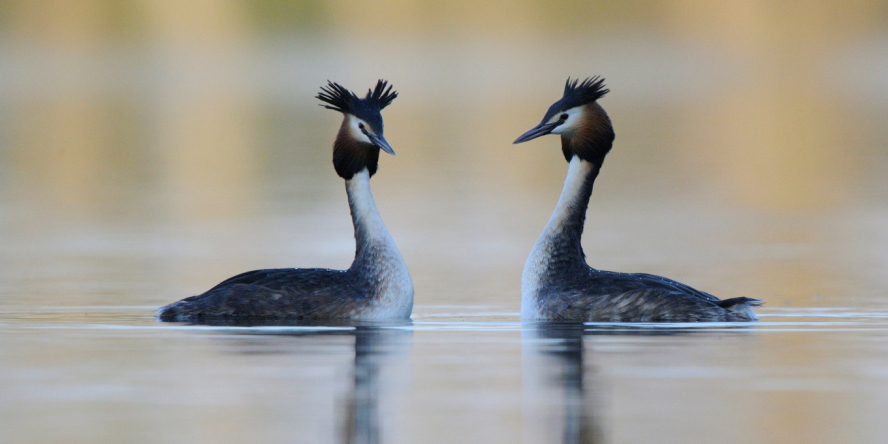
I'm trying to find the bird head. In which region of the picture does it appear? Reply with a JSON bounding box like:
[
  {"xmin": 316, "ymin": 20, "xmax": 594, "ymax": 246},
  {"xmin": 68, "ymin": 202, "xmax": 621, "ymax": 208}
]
[
  {"xmin": 317, "ymin": 80, "xmax": 398, "ymax": 179},
  {"xmin": 513, "ymin": 76, "xmax": 614, "ymax": 163}
]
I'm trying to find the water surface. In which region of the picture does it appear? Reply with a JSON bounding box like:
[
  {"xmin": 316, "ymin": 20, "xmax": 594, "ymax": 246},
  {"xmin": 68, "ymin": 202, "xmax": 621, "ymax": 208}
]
[{"xmin": 3, "ymin": 306, "xmax": 888, "ymax": 443}]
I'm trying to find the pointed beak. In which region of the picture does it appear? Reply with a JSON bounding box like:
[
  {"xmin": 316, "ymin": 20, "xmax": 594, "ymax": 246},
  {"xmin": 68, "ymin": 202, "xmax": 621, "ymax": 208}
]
[
  {"xmin": 513, "ymin": 121, "xmax": 561, "ymax": 144},
  {"xmin": 366, "ymin": 132, "xmax": 395, "ymax": 155}
]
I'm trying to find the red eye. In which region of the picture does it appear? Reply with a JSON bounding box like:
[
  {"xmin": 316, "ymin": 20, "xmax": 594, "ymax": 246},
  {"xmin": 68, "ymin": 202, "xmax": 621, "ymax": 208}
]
[
  {"xmin": 560, "ymin": 114, "xmax": 569, "ymax": 121},
  {"xmin": 358, "ymin": 123, "xmax": 365, "ymax": 130}
]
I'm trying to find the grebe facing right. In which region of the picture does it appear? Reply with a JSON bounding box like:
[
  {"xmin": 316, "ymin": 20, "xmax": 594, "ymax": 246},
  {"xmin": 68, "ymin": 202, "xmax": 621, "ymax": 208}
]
[
  {"xmin": 158, "ymin": 80, "xmax": 413, "ymax": 322},
  {"xmin": 514, "ymin": 77, "xmax": 761, "ymax": 323}
]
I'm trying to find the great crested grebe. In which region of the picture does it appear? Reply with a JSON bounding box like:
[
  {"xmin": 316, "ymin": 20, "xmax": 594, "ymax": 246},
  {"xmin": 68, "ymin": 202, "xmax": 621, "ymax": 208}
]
[
  {"xmin": 514, "ymin": 77, "xmax": 761, "ymax": 322},
  {"xmin": 158, "ymin": 80, "xmax": 413, "ymax": 322}
]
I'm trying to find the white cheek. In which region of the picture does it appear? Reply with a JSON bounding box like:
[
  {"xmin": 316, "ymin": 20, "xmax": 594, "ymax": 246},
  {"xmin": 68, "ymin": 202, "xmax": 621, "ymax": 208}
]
[
  {"xmin": 348, "ymin": 118, "xmax": 373, "ymax": 144},
  {"xmin": 549, "ymin": 109, "xmax": 582, "ymax": 135},
  {"xmin": 551, "ymin": 117, "xmax": 579, "ymax": 135}
]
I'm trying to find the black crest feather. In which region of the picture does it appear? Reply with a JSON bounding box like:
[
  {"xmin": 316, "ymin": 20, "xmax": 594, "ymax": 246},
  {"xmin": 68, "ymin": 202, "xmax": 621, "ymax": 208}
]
[
  {"xmin": 542, "ymin": 76, "xmax": 610, "ymax": 123},
  {"xmin": 316, "ymin": 81, "xmax": 358, "ymax": 114},
  {"xmin": 562, "ymin": 76, "xmax": 609, "ymax": 109},
  {"xmin": 368, "ymin": 80, "xmax": 397, "ymax": 109},
  {"xmin": 316, "ymin": 80, "xmax": 397, "ymax": 134}
]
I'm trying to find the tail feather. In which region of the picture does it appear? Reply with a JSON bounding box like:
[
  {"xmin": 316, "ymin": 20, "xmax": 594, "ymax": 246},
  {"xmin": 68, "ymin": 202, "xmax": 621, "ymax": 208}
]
[
  {"xmin": 717, "ymin": 297, "xmax": 763, "ymax": 321},
  {"xmin": 156, "ymin": 302, "xmax": 184, "ymax": 322},
  {"xmin": 717, "ymin": 297, "xmax": 763, "ymax": 309}
]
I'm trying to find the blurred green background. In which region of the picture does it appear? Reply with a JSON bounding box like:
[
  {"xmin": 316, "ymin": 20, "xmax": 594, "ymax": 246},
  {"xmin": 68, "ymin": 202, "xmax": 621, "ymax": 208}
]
[{"xmin": 1, "ymin": 0, "xmax": 888, "ymax": 309}]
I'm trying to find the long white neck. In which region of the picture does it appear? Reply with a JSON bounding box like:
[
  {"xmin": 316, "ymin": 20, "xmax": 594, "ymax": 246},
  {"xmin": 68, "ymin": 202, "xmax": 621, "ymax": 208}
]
[
  {"xmin": 539, "ymin": 157, "xmax": 596, "ymax": 241},
  {"xmin": 521, "ymin": 157, "xmax": 599, "ymax": 319},
  {"xmin": 346, "ymin": 169, "xmax": 396, "ymax": 261},
  {"xmin": 344, "ymin": 169, "xmax": 413, "ymax": 317}
]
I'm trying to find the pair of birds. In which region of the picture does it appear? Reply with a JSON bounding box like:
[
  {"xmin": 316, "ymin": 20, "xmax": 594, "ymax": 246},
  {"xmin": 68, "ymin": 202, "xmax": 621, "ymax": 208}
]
[{"xmin": 158, "ymin": 77, "xmax": 761, "ymax": 324}]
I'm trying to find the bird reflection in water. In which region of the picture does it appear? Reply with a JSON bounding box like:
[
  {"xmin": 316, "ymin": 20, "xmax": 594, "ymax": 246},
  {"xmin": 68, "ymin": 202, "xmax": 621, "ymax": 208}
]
[
  {"xmin": 523, "ymin": 323, "xmax": 605, "ymax": 444},
  {"xmin": 187, "ymin": 318, "xmax": 411, "ymax": 444},
  {"xmin": 340, "ymin": 325, "xmax": 409, "ymax": 444},
  {"xmin": 524, "ymin": 324, "xmax": 704, "ymax": 444}
]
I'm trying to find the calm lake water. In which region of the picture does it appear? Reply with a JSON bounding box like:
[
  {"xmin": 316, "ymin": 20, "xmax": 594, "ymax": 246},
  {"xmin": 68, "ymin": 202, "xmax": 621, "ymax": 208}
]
[
  {"xmin": 3, "ymin": 306, "xmax": 888, "ymax": 443},
  {"xmin": 3, "ymin": 2, "xmax": 888, "ymax": 442}
]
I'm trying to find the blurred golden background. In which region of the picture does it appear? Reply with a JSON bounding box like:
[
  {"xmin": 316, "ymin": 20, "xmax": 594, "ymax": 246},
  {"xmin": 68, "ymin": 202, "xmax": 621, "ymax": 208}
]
[
  {"xmin": 1, "ymin": 0, "xmax": 887, "ymax": 308},
  {"xmin": 3, "ymin": 4, "xmax": 888, "ymax": 444}
]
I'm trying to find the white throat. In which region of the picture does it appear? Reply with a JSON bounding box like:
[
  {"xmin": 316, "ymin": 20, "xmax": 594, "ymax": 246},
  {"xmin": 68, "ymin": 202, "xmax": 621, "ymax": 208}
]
[{"xmin": 521, "ymin": 157, "xmax": 594, "ymax": 320}]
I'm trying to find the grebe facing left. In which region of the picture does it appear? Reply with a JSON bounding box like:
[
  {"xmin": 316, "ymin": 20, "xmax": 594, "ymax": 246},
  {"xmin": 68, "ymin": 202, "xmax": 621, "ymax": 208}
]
[
  {"xmin": 514, "ymin": 76, "xmax": 761, "ymax": 323},
  {"xmin": 158, "ymin": 80, "xmax": 413, "ymax": 322}
]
